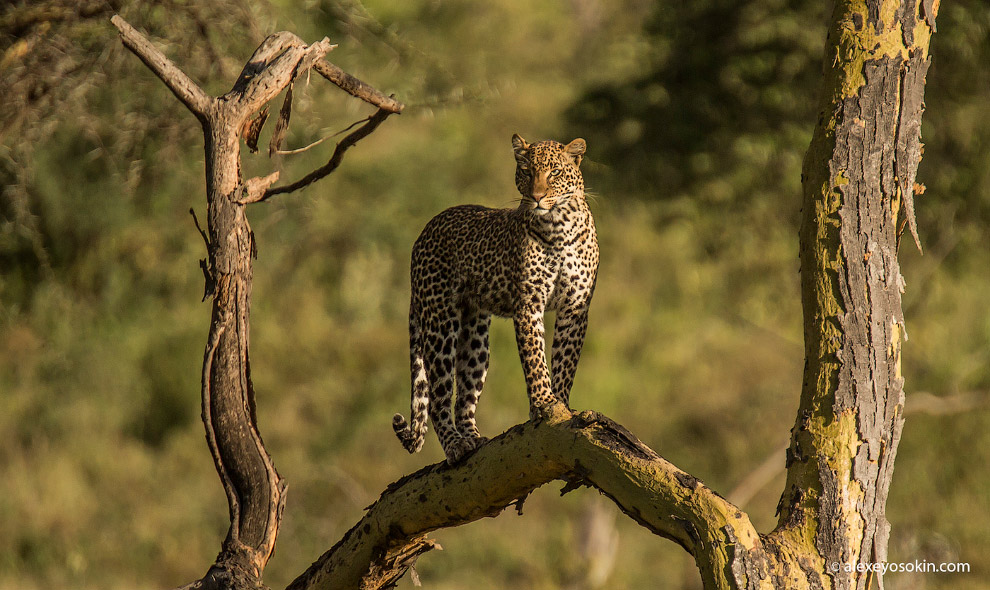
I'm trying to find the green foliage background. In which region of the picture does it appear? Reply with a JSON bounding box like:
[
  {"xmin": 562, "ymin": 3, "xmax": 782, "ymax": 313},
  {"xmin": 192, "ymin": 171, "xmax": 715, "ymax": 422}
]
[{"xmin": 1, "ymin": 1, "xmax": 988, "ymax": 588}]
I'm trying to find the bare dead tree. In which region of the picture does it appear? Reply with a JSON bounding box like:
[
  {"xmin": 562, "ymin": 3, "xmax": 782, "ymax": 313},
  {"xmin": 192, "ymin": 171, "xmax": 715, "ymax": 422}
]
[
  {"xmin": 110, "ymin": 15, "xmax": 402, "ymax": 590},
  {"xmin": 112, "ymin": 0, "xmax": 937, "ymax": 587}
]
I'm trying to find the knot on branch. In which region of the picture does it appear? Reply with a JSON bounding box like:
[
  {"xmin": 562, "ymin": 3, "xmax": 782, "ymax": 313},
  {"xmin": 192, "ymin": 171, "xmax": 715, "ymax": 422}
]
[
  {"xmin": 675, "ymin": 471, "xmax": 701, "ymax": 492},
  {"xmin": 571, "ymin": 409, "xmax": 605, "ymax": 428},
  {"xmin": 569, "ymin": 410, "xmax": 658, "ymax": 461},
  {"xmin": 196, "ymin": 545, "xmax": 268, "ymax": 590}
]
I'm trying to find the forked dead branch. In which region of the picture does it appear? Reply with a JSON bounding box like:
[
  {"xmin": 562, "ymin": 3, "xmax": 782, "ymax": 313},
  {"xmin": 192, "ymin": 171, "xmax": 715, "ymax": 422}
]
[
  {"xmin": 112, "ymin": 0, "xmax": 936, "ymax": 587},
  {"xmin": 111, "ymin": 15, "xmax": 403, "ymax": 590}
]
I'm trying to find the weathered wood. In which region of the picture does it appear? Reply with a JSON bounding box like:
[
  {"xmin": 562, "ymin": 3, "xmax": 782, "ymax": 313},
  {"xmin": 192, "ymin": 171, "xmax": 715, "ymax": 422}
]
[
  {"xmin": 225, "ymin": 34, "xmax": 333, "ymax": 118},
  {"xmin": 200, "ymin": 117, "xmax": 283, "ymax": 581},
  {"xmin": 778, "ymin": 1, "xmax": 936, "ymax": 588},
  {"xmin": 285, "ymin": 405, "xmax": 775, "ymax": 590},
  {"xmin": 312, "ymin": 60, "xmax": 404, "ymax": 113},
  {"xmin": 111, "ymin": 15, "xmax": 401, "ymax": 590}
]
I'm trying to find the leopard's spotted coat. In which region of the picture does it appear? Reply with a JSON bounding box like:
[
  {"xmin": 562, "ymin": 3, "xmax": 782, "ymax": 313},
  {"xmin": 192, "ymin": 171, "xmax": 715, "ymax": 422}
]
[{"xmin": 392, "ymin": 135, "xmax": 599, "ymax": 463}]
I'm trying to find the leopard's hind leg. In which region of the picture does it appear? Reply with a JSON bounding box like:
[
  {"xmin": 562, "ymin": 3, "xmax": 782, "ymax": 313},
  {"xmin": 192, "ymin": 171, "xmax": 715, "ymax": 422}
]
[
  {"xmin": 455, "ymin": 304, "xmax": 491, "ymax": 445},
  {"xmin": 420, "ymin": 303, "xmax": 477, "ymax": 463}
]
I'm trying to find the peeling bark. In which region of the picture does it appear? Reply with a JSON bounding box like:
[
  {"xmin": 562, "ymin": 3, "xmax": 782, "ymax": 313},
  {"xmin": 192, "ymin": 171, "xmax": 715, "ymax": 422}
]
[{"xmin": 779, "ymin": 1, "xmax": 936, "ymax": 589}]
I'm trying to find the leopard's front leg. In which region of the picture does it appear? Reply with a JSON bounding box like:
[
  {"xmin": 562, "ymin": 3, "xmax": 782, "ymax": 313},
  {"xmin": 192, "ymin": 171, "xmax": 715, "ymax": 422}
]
[
  {"xmin": 513, "ymin": 304, "xmax": 555, "ymax": 419},
  {"xmin": 551, "ymin": 306, "xmax": 590, "ymax": 406}
]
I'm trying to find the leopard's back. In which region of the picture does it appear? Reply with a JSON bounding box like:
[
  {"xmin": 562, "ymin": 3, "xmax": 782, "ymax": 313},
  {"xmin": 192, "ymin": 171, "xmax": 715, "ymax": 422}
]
[{"xmin": 412, "ymin": 204, "xmax": 526, "ymax": 318}]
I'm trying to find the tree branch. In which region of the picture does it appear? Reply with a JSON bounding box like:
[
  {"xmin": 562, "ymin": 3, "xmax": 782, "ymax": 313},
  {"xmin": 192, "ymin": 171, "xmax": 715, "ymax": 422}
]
[
  {"xmin": 261, "ymin": 108, "xmax": 393, "ymax": 200},
  {"xmin": 286, "ymin": 404, "xmax": 767, "ymax": 590},
  {"xmin": 110, "ymin": 15, "xmax": 212, "ymax": 119},
  {"xmin": 226, "ymin": 32, "xmax": 335, "ymax": 119},
  {"xmin": 312, "ymin": 60, "xmax": 404, "ymax": 113}
]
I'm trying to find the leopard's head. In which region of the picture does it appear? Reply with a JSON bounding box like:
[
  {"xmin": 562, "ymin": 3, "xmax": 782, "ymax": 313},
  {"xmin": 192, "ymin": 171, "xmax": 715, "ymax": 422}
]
[{"xmin": 512, "ymin": 134, "xmax": 586, "ymax": 215}]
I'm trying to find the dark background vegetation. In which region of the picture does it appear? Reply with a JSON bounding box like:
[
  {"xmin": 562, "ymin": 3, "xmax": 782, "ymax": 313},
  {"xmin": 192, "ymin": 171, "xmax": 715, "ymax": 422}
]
[{"xmin": 1, "ymin": 1, "xmax": 987, "ymax": 588}]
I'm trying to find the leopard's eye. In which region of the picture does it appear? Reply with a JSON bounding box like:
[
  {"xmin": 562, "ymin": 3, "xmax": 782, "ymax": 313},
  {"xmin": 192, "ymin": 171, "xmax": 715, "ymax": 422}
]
[{"xmin": 549, "ymin": 168, "xmax": 562, "ymax": 177}]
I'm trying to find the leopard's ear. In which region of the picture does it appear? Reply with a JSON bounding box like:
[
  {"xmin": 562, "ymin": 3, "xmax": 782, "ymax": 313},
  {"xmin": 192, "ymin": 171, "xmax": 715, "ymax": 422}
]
[
  {"xmin": 565, "ymin": 138, "xmax": 586, "ymax": 167},
  {"xmin": 512, "ymin": 134, "xmax": 529, "ymax": 161}
]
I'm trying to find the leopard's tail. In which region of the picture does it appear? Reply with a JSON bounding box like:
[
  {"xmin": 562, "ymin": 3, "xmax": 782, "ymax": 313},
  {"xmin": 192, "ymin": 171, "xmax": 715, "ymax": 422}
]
[{"xmin": 393, "ymin": 311, "xmax": 429, "ymax": 453}]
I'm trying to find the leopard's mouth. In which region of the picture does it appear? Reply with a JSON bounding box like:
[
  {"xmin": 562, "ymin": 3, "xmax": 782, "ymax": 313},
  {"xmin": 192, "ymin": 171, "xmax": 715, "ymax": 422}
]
[{"xmin": 531, "ymin": 193, "xmax": 572, "ymax": 214}]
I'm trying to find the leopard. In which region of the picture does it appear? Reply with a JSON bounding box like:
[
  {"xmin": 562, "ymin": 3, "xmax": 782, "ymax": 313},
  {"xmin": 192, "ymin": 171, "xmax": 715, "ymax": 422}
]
[{"xmin": 392, "ymin": 134, "xmax": 599, "ymax": 464}]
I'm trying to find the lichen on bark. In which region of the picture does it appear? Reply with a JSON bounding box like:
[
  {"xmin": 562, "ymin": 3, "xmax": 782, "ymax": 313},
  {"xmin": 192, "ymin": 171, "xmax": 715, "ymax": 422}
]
[{"xmin": 779, "ymin": 0, "xmax": 935, "ymax": 587}]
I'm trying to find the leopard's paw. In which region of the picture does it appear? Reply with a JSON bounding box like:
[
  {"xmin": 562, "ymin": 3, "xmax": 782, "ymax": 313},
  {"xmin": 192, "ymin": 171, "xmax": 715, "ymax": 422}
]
[{"xmin": 444, "ymin": 436, "xmax": 489, "ymax": 465}]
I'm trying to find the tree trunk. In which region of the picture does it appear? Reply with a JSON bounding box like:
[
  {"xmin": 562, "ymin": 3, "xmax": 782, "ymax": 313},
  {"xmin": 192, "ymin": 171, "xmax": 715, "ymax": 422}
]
[{"xmin": 776, "ymin": 0, "xmax": 935, "ymax": 587}]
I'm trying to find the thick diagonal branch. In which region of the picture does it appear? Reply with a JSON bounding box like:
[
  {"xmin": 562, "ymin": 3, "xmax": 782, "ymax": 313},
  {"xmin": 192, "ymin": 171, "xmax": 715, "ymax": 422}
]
[{"xmin": 286, "ymin": 404, "xmax": 781, "ymax": 590}]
